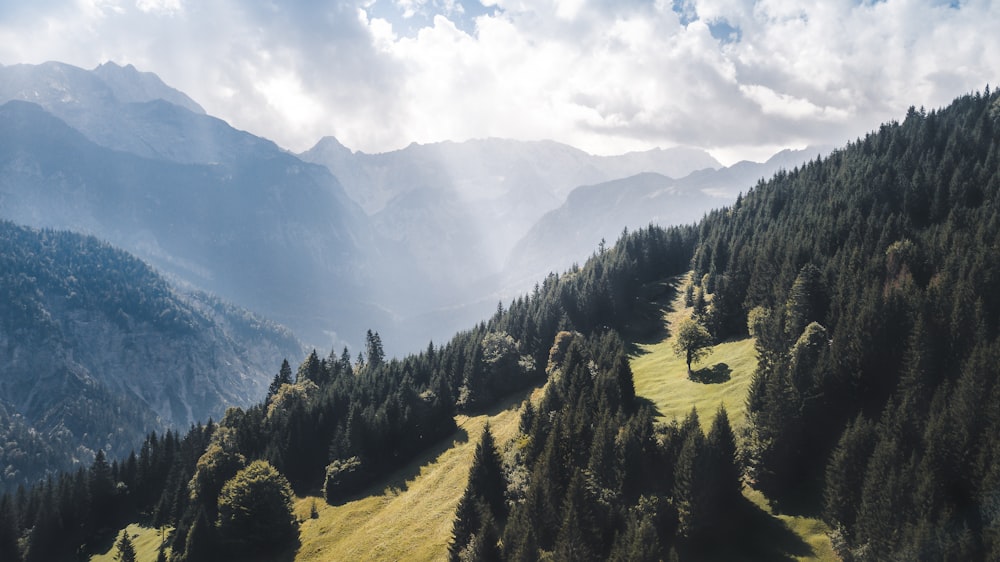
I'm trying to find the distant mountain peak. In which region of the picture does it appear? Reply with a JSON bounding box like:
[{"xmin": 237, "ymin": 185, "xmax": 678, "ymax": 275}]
[
  {"xmin": 311, "ymin": 135, "xmax": 355, "ymax": 156},
  {"xmin": 92, "ymin": 60, "xmax": 204, "ymax": 114}
]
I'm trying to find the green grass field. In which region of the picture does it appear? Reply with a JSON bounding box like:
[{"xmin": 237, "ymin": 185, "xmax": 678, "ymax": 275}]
[
  {"xmin": 90, "ymin": 523, "xmax": 171, "ymax": 562},
  {"xmin": 629, "ymin": 273, "xmax": 837, "ymax": 562},
  {"xmin": 94, "ymin": 273, "xmax": 837, "ymax": 561},
  {"xmin": 291, "ymin": 387, "xmax": 536, "ymax": 562}
]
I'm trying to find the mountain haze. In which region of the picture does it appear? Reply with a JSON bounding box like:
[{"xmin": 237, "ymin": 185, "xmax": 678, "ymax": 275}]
[
  {"xmin": 507, "ymin": 146, "xmax": 832, "ymax": 283},
  {"xmin": 0, "ymin": 220, "xmax": 302, "ymax": 491},
  {"xmin": 0, "ymin": 60, "xmax": 808, "ymax": 357},
  {"xmin": 0, "ymin": 95, "xmax": 378, "ymax": 349}
]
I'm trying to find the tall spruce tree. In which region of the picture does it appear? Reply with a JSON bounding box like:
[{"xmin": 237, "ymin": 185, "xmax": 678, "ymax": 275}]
[{"xmin": 115, "ymin": 530, "xmax": 137, "ymax": 562}]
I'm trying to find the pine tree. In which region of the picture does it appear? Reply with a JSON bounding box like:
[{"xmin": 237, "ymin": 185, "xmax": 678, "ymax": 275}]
[
  {"xmin": 90, "ymin": 449, "xmax": 116, "ymax": 529},
  {"xmin": 183, "ymin": 507, "xmax": 216, "ymax": 562},
  {"xmin": 448, "ymin": 493, "xmax": 481, "ymax": 561},
  {"xmin": 268, "ymin": 359, "xmax": 294, "ymax": 400},
  {"xmin": 674, "ymin": 411, "xmax": 708, "ymax": 539},
  {"xmin": 467, "ymin": 424, "xmax": 507, "ymax": 521},
  {"xmin": 450, "ymin": 424, "xmax": 507, "ymax": 560},
  {"xmin": 115, "ymin": 530, "xmax": 137, "ymax": 562},
  {"xmin": 609, "ymin": 511, "xmax": 662, "ymax": 562},
  {"xmin": 705, "ymin": 405, "xmax": 742, "ymax": 509},
  {"xmin": 0, "ymin": 495, "xmax": 21, "ymax": 562},
  {"xmin": 553, "ymin": 472, "xmax": 600, "ymax": 561},
  {"xmin": 365, "ymin": 329, "xmax": 385, "ymax": 370}
]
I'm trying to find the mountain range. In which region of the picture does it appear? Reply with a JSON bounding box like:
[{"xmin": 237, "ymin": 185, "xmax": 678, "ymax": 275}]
[{"xmin": 0, "ymin": 61, "xmax": 824, "ymax": 355}]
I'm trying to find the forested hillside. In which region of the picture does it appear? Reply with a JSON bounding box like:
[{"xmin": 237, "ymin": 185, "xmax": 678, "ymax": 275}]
[
  {"xmin": 0, "ymin": 221, "xmax": 301, "ymax": 493},
  {"xmin": 690, "ymin": 88, "xmax": 1000, "ymax": 560},
  {"xmin": 1, "ymin": 88, "xmax": 998, "ymax": 561}
]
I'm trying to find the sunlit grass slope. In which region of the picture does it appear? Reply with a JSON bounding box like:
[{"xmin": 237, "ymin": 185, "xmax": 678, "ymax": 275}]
[
  {"xmin": 90, "ymin": 523, "xmax": 171, "ymax": 562},
  {"xmin": 292, "ymin": 388, "xmax": 535, "ymax": 562},
  {"xmin": 630, "ymin": 273, "xmax": 837, "ymax": 562},
  {"xmin": 630, "ymin": 274, "xmax": 757, "ymax": 430}
]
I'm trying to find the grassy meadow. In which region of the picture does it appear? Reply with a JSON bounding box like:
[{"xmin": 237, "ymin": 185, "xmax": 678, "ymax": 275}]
[
  {"xmin": 93, "ymin": 273, "xmax": 837, "ymax": 562},
  {"xmin": 629, "ymin": 273, "xmax": 837, "ymax": 562}
]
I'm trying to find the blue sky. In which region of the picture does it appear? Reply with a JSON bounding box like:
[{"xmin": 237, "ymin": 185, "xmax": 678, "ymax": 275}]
[{"xmin": 0, "ymin": 0, "xmax": 997, "ymax": 164}]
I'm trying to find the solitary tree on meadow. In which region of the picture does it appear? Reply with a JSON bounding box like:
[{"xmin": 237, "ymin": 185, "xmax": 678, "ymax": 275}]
[{"xmin": 673, "ymin": 318, "xmax": 713, "ymax": 374}]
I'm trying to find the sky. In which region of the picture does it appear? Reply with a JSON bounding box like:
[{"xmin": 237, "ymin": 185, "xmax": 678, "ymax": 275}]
[{"xmin": 0, "ymin": 0, "xmax": 998, "ymax": 164}]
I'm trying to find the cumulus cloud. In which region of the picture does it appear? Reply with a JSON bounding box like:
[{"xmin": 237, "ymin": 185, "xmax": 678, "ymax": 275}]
[{"xmin": 0, "ymin": 0, "xmax": 997, "ymax": 162}]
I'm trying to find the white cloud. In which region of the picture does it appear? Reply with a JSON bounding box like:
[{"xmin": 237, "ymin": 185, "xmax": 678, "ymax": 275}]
[
  {"xmin": 135, "ymin": 0, "xmax": 182, "ymax": 15},
  {"xmin": 0, "ymin": 0, "xmax": 998, "ymax": 162}
]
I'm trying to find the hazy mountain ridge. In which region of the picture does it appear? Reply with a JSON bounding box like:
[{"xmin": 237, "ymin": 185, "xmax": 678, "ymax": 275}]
[
  {"xmin": 300, "ymin": 136, "xmax": 723, "ymax": 347},
  {"xmin": 0, "ymin": 60, "xmax": 804, "ymax": 356},
  {"xmin": 0, "ymin": 220, "xmax": 303, "ymax": 490},
  {"xmin": 0, "ymin": 97, "xmax": 380, "ymax": 349},
  {"xmin": 0, "ymin": 61, "xmax": 229, "ymax": 163},
  {"xmin": 506, "ymin": 146, "xmax": 833, "ymax": 284},
  {"xmin": 302, "ymin": 137, "xmax": 720, "ymax": 275}
]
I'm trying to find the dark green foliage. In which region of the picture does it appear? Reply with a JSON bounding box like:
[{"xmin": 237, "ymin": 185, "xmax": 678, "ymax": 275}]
[
  {"xmin": 673, "ymin": 318, "xmax": 713, "ymax": 373},
  {"xmin": 216, "ymin": 460, "xmax": 298, "ymax": 555},
  {"xmin": 609, "ymin": 509, "xmax": 662, "ymax": 562},
  {"xmin": 323, "ymin": 457, "xmax": 364, "ymax": 504},
  {"xmin": 267, "ymin": 359, "xmax": 294, "ymax": 401},
  {"xmin": 0, "ymin": 496, "xmax": 20, "ymax": 562},
  {"xmin": 450, "ymin": 424, "xmax": 507, "ymax": 560},
  {"xmin": 182, "ymin": 507, "xmax": 216, "ymax": 562},
  {"xmin": 673, "ymin": 411, "xmax": 708, "ymax": 539},
  {"xmin": 115, "ymin": 530, "xmax": 137, "ymax": 562},
  {"xmin": 692, "ymin": 87, "xmax": 1000, "ymax": 555}
]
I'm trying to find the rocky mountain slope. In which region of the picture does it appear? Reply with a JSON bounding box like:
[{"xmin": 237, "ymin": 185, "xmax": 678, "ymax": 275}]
[{"xmin": 0, "ymin": 220, "xmax": 303, "ymax": 490}]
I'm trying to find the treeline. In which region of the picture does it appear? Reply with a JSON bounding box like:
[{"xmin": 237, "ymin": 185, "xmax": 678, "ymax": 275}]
[
  {"xmin": 0, "ymin": 224, "xmax": 695, "ymax": 560},
  {"xmin": 689, "ymin": 88, "xmax": 1000, "ymax": 559}
]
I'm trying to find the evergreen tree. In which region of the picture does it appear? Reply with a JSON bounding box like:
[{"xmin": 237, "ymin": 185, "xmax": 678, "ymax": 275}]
[
  {"xmin": 0, "ymin": 495, "xmax": 21, "ymax": 562},
  {"xmin": 673, "ymin": 410, "xmax": 708, "ymax": 539},
  {"xmin": 705, "ymin": 405, "xmax": 742, "ymax": 511},
  {"xmin": 553, "ymin": 472, "xmax": 601, "ymax": 561},
  {"xmin": 182, "ymin": 507, "xmax": 216, "ymax": 562},
  {"xmin": 467, "ymin": 424, "xmax": 507, "ymax": 521},
  {"xmin": 115, "ymin": 530, "xmax": 137, "ymax": 562},
  {"xmin": 609, "ymin": 511, "xmax": 662, "ymax": 562},
  {"xmin": 267, "ymin": 359, "xmax": 294, "ymax": 400},
  {"xmin": 365, "ymin": 329, "xmax": 385, "ymax": 370},
  {"xmin": 450, "ymin": 424, "xmax": 507, "ymax": 559},
  {"xmin": 90, "ymin": 449, "xmax": 116, "ymax": 529},
  {"xmin": 783, "ymin": 264, "xmax": 825, "ymax": 342}
]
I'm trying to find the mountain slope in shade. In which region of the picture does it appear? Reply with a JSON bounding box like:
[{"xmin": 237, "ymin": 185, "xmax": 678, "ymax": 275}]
[
  {"xmin": 0, "ymin": 99, "xmax": 379, "ymax": 349},
  {"xmin": 0, "ymin": 220, "xmax": 303, "ymax": 491}
]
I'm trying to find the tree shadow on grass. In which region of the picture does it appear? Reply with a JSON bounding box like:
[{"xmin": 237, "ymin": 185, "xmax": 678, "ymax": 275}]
[
  {"xmin": 324, "ymin": 383, "xmax": 540, "ymax": 507},
  {"xmin": 625, "ymin": 276, "xmax": 683, "ymax": 354},
  {"xmin": 689, "ymin": 363, "xmax": 732, "ymax": 384},
  {"xmin": 679, "ymin": 494, "xmax": 815, "ymax": 561}
]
